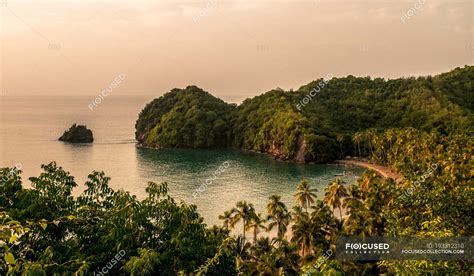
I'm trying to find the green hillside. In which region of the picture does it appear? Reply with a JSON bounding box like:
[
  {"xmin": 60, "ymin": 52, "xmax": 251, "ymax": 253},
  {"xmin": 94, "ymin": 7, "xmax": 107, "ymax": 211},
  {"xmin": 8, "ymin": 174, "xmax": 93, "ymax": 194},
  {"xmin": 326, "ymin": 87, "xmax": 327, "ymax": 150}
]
[
  {"xmin": 135, "ymin": 86, "xmax": 235, "ymax": 148},
  {"xmin": 136, "ymin": 66, "xmax": 473, "ymax": 162}
]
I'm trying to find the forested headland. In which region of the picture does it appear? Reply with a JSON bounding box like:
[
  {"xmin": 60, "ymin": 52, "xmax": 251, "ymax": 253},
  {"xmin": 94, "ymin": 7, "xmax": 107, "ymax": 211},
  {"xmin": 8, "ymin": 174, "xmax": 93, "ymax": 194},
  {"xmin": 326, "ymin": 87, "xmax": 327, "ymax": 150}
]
[{"xmin": 136, "ymin": 66, "xmax": 472, "ymax": 163}]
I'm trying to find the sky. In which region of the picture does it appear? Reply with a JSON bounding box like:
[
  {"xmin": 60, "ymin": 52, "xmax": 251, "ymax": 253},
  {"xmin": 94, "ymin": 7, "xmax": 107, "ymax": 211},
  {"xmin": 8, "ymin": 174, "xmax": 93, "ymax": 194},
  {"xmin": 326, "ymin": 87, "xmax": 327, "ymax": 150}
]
[{"xmin": 0, "ymin": 0, "xmax": 472, "ymax": 102}]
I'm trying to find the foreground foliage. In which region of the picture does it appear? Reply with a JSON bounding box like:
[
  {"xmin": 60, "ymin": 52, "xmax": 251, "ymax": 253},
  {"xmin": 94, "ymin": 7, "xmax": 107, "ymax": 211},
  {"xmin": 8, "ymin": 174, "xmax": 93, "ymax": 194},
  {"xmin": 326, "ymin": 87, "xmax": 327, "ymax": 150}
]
[{"xmin": 0, "ymin": 164, "xmax": 229, "ymax": 275}]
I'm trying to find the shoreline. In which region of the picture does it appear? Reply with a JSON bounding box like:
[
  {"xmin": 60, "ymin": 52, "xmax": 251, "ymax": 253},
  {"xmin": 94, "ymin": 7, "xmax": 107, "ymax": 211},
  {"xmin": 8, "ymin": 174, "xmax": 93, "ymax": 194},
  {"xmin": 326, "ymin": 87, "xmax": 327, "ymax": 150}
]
[
  {"xmin": 334, "ymin": 159, "xmax": 403, "ymax": 183},
  {"xmin": 136, "ymin": 143, "xmax": 403, "ymax": 184}
]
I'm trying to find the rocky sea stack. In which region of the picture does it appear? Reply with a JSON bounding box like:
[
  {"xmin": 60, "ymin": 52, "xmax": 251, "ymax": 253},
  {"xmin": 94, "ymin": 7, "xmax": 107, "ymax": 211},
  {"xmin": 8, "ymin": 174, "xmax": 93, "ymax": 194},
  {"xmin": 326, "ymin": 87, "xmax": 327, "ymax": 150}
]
[{"xmin": 59, "ymin": 124, "xmax": 94, "ymax": 143}]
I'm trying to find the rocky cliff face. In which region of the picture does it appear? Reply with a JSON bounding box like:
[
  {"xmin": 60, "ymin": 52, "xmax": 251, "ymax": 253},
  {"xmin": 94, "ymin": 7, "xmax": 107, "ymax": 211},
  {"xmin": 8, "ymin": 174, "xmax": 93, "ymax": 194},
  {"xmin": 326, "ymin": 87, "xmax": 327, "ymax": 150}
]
[
  {"xmin": 294, "ymin": 135, "xmax": 307, "ymax": 163},
  {"xmin": 265, "ymin": 136, "xmax": 307, "ymax": 162},
  {"xmin": 59, "ymin": 124, "xmax": 94, "ymax": 143},
  {"xmin": 267, "ymin": 140, "xmax": 284, "ymax": 160}
]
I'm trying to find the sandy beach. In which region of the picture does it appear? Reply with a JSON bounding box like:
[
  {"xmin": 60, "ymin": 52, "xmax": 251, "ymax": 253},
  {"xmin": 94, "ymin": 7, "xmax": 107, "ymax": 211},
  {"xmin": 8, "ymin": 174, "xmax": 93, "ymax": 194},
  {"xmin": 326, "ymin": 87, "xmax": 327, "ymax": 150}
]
[{"xmin": 335, "ymin": 159, "xmax": 403, "ymax": 183}]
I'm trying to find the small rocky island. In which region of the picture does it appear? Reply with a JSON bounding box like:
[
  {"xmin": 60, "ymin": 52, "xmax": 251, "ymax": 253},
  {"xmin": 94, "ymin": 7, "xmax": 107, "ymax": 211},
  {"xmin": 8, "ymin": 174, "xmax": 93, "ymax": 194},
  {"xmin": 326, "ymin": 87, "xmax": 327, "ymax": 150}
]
[{"xmin": 59, "ymin": 124, "xmax": 94, "ymax": 143}]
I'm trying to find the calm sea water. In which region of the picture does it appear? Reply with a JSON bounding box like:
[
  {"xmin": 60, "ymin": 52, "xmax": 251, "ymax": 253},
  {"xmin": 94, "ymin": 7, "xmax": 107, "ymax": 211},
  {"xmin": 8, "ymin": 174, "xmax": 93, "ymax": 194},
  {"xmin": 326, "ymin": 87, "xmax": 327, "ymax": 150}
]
[{"xmin": 0, "ymin": 96, "xmax": 363, "ymax": 226}]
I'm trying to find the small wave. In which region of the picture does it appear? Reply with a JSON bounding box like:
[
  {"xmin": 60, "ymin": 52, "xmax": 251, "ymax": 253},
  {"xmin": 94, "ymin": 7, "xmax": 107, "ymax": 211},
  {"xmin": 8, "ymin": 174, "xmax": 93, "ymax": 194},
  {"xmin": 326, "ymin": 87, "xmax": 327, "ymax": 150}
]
[
  {"xmin": 92, "ymin": 140, "xmax": 137, "ymax": 145},
  {"xmin": 214, "ymin": 174, "xmax": 247, "ymax": 180}
]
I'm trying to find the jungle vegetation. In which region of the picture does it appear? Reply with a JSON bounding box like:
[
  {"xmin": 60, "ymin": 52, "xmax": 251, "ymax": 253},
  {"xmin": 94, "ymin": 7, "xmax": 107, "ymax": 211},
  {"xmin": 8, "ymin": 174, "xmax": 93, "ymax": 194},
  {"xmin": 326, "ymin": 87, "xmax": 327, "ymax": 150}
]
[
  {"xmin": 136, "ymin": 66, "xmax": 472, "ymax": 162},
  {"xmin": 135, "ymin": 86, "xmax": 235, "ymax": 148}
]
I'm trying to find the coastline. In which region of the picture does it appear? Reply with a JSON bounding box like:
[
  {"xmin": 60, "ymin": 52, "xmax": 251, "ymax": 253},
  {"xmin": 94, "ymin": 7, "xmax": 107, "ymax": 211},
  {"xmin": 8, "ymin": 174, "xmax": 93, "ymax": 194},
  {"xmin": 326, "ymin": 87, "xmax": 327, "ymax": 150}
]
[
  {"xmin": 136, "ymin": 142, "xmax": 404, "ymax": 185},
  {"xmin": 334, "ymin": 159, "xmax": 403, "ymax": 183}
]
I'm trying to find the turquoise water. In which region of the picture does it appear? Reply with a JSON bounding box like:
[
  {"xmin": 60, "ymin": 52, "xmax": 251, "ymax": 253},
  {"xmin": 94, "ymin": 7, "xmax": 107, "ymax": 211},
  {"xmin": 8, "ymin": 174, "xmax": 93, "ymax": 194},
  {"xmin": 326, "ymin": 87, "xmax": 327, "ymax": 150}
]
[
  {"xmin": 137, "ymin": 148, "xmax": 363, "ymax": 225},
  {"xmin": 0, "ymin": 96, "xmax": 364, "ymax": 226}
]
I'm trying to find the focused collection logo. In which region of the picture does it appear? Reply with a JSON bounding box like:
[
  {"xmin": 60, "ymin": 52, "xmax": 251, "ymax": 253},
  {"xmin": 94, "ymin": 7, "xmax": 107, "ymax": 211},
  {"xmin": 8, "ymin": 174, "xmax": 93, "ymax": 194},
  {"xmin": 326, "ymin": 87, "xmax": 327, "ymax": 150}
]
[
  {"xmin": 336, "ymin": 237, "xmax": 471, "ymax": 261},
  {"xmin": 345, "ymin": 242, "xmax": 390, "ymax": 254}
]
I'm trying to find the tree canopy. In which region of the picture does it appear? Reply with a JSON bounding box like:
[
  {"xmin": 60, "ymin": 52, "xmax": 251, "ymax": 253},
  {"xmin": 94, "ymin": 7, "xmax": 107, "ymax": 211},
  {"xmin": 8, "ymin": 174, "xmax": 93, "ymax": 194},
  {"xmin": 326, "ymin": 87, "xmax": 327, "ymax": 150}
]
[
  {"xmin": 136, "ymin": 66, "xmax": 473, "ymax": 162},
  {"xmin": 135, "ymin": 85, "xmax": 235, "ymax": 148}
]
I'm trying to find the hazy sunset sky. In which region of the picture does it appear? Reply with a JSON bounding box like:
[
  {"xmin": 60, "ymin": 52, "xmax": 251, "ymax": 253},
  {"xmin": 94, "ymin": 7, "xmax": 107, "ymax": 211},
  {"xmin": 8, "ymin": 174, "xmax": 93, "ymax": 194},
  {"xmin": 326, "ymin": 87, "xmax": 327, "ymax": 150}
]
[{"xmin": 1, "ymin": 0, "xmax": 472, "ymax": 102}]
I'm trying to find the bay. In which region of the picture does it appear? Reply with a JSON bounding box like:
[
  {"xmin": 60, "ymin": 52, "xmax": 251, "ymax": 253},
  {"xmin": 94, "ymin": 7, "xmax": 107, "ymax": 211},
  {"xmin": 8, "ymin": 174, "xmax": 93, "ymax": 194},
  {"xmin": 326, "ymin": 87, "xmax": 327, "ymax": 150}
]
[{"xmin": 0, "ymin": 96, "xmax": 364, "ymax": 226}]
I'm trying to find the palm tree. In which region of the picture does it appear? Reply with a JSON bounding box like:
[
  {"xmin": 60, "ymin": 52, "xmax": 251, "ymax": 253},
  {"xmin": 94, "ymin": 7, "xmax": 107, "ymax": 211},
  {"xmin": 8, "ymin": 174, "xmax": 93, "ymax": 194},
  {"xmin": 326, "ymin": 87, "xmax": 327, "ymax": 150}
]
[
  {"xmin": 342, "ymin": 185, "xmax": 362, "ymax": 213},
  {"xmin": 291, "ymin": 212, "xmax": 313, "ymax": 257},
  {"xmin": 233, "ymin": 235, "xmax": 251, "ymax": 257},
  {"xmin": 231, "ymin": 201, "xmax": 255, "ymax": 244},
  {"xmin": 336, "ymin": 134, "xmax": 345, "ymax": 158},
  {"xmin": 248, "ymin": 212, "xmax": 267, "ymax": 244},
  {"xmin": 272, "ymin": 238, "xmax": 300, "ymax": 273},
  {"xmin": 252, "ymin": 237, "xmax": 272, "ymax": 257},
  {"xmin": 343, "ymin": 208, "xmax": 366, "ymax": 236},
  {"xmin": 310, "ymin": 200, "xmax": 336, "ymax": 250},
  {"xmin": 267, "ymin": 195, "xmax": 286, "ymax": 215},
  {"xmin": 218, "ymin": 210, "xmax": 233, "ymax": 231},
  {"xmin": 267, "ymin": 195, "xmax": 291, "ymax": 238},
  {"xmin": 253, "ymin": 238, "xmax": 298, "ymax": 275},
  {"xmin": 291, "ymin": 205, "xmax": 304, "ymax": 221},
  {"xmin": 293, "ymin": 179, "xmax": 318, "ymax": 212},
  {"xmin": 358, "ymin": 170, "xmax": 379, "ymax": 197},
  {"xmin": 324, "ymin": 178, "xmax": 348, "ymax": 221},
  {"xmin": 353, "ymin": 132, "xmax": 363, "ymax": 157},
  {"xmin": 364, "ymin": 128, "xmax": 376, "ymax": 157},
  {"xmin": 256, "ymin": 253, "xmax": 282, "ymax": 275}
]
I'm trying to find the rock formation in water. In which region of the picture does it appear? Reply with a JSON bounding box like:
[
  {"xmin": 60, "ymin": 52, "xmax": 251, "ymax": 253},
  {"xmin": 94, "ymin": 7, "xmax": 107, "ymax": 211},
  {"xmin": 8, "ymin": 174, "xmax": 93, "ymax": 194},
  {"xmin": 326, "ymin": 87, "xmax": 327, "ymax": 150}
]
[{"xmin": 59, "ymin": 124, "xmax": 94, "ymax": 143}]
